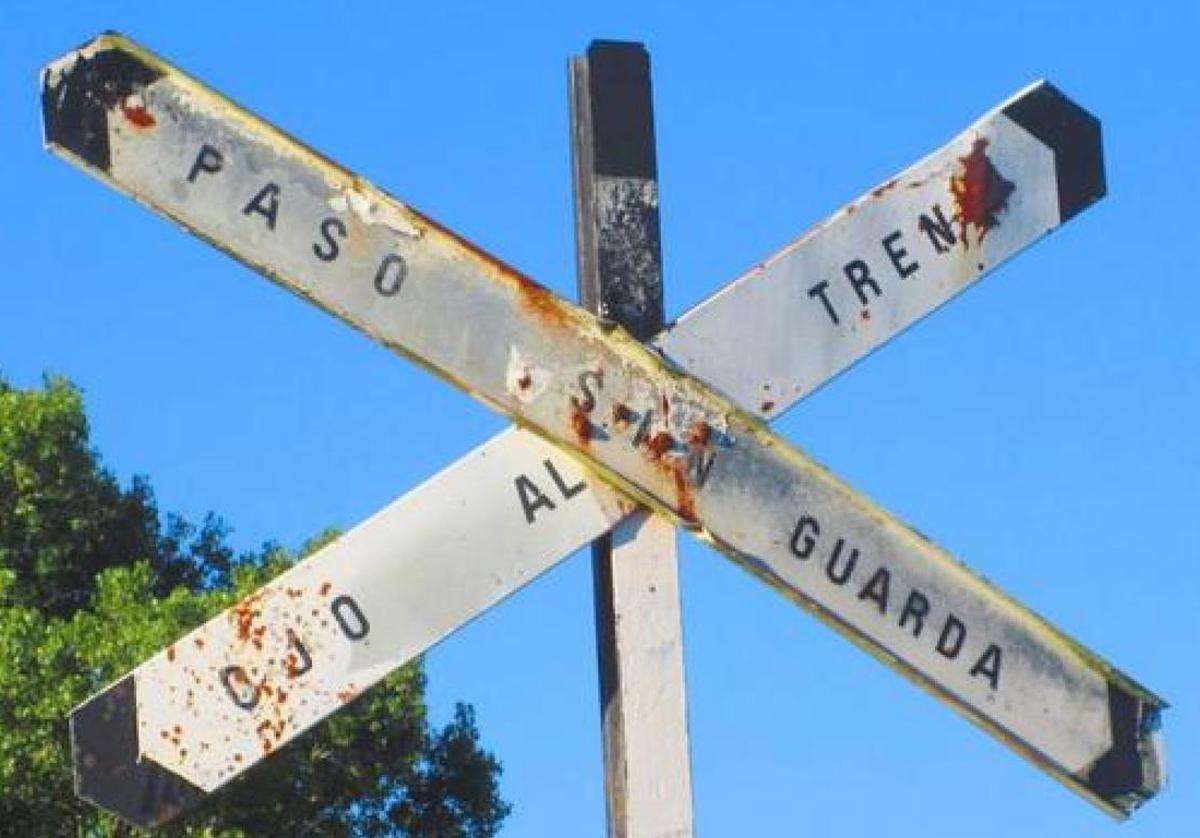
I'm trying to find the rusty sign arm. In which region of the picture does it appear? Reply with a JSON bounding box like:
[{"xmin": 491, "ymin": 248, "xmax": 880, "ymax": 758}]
[{"xmin": 45, "ymin": 33, "xmax": 1163, "ymax": 827}]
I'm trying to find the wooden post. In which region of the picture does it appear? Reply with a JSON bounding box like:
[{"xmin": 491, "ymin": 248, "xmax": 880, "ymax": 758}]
[{"xmin": 569, "ymin": 41, "xmax": 695, "ymax": 838}]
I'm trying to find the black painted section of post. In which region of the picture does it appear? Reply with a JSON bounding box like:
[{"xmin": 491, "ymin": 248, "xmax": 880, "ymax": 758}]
[
  {"xmin": 570, "ymin": 41, "xmax": 665, "ymax": 836},
  {"xmin": 572, "ymin": 42, "xmax": 664, "ymax": 343}
]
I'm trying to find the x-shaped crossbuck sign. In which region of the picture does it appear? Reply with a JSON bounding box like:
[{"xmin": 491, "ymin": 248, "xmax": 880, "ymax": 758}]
[{"xmin": 44, "ymin": 33, "xmax": 1166, "ymax": 830}]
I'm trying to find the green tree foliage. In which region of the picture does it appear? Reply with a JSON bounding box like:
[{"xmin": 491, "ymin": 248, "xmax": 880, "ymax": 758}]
[{"xmin": 0, "ymin": 376, "xmax": 510, "ymax": 836}]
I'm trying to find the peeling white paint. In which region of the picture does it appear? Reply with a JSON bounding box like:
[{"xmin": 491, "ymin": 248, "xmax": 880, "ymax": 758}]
[{"xmin": 328, "ymin": 187, "xmax": 421, "ymax": 238}]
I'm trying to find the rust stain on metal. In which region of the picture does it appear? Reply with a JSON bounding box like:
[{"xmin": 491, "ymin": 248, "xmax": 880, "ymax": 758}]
[
  {"xmin": 612, "ymin": 401, "xmax": 635, "ymax": 429},
  {"xmin": 318, "ymin": 582, "xmax": 332, "ymax": 596},
  {"xmin": 284, "ymin": 652, "xmax": 305, "ymax": 679},
  {"xmin": 514, "ymin": 274, "xmax": 570, "ymax": 329},
  {"xmin": 671, "ymin": 461, "xmax": 698, "ymax": 524},
  {"xmin": 646, "ymin": 431, "xmax": 676, "ymax": 460},
  {"xmin": 688, "ymin": 420, "xmax": 712, "ymax": 449},
  {"xmin": 761, "ymin": 400, "xmax": 776, "ymax": 413},
  {"xmin": 255, "ymin": 720, "xmax": 274, "ymax": 755},
  {"xmin": 951, "ymin": 137, "xmax": 1015, "ymax": 245},
  {"xmin": 860, "ymin": 309, "xmax": 871, "ymax": 322},
  {"xmin": 254, "ymin": 714, "xmax": 289, "ymax": 755},
  {"xmin": 231, "ymin": 592, "xmax": 264, "ymax": 643},
  {"xmin": 570, "ymin": 396, "xmax": 593, "ymax": 447},
  {"xmin": 166, "ymin": 645, "xmax": 176, "ymax": 662},
  {"xmin": 871, "ymin": 178, "xmax": 898, "ymax": 198},
  {"xmin": 193, "ymin": 637, "xmax": 204, "ymax": 649},
  {"xmin": 119, "ymin": 94, "xmax": 156, "ymax": 128}
]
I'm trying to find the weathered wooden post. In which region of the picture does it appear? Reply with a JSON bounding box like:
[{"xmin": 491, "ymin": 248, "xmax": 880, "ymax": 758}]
[{"xmin": 570, "ymin": 41, "xmax": 695, "ymax": 838}]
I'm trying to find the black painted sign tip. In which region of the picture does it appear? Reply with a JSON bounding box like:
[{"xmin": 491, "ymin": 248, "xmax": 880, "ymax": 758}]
[
  {"xmin": 71, "ymin": 676, "xmax": 204, "ymax": 830},
  {"xmin": 1004, "ymin": 80, "xmax": 1106, "ymax": 223},
  {"xmin": 41, "ymin": 35, "xmax": 163, "ymax": 172}
]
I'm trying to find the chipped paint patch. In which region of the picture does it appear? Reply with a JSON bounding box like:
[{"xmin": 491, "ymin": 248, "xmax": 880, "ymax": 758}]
[
  {"xmin": 328, "ymin": 187, "xmax": 421, "ymax": 237},
  {"xmin": 505, "ymin": 346, "xmax": 551, "ymax": 403}
]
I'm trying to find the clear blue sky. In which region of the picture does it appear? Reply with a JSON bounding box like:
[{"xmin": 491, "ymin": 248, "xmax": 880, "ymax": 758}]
[{"xmin": 2, "ymin": 1, "xmax": 1197, "ymax": 835}]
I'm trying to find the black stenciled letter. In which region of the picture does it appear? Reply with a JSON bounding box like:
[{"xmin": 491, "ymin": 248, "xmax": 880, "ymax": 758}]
[
  {"xmin": 576, "ymin": 370, "xmax": 603, "ymax": 413},
  {"xmin": 374, "ymin": 253, "xmax": 407, "ymax": 296},
  {"xmin": 919, "ymin": 204, "xmax": 957, "ymax": 254},
  {"xmin": 285, "ymin": 628, "xmax": 313, "ymax": 678},
  {"xmin": 243, "ymin": 182, "xmax": 281, "ymax": 231},
  {"xmin": 807, "ymin": 281, "xmax": 839, "ymax": 325},
  {"xmin": 331, "ymin": 595, "xmax": 370, "ymax": 640},
  {"xmin": 970, "ymin": 644, "xmax": 1002, "ymax": 690},
  {"xmin": 843, "ymin": 259, "xmax": 881, "ymax": 306},
  {"xmin": 825, "ymin": 539, "xmax": 858, "ymax": 585},
  {"xmin": 632, "ymin": 409, "xmax": 654, "ymax": 448},
  {"xmin": 899, "ymin": 589, "xmax": 930, "ymax": 637},
  {"xmin": 790, "ymin": 515, "xmax": 820, "ymax": 559},
  {"xmin": 313, "ymin": 217, "xmax": 347, "ymax": 262},
  {"xmin": 544, "ymin": 459, "xmax": 586, "ymax": 500},
  {"xmin": 187, "ymin": 144, "xmax": 223, "ymax": 183},
  {"xmin": 882, "ymin": 231, "xmax": 919, "ymax": 279},
  {"xmin": 857, "ymin": 567, "xmax": 891, "ymax": 614},
  {"xmin": 936, "ymin": 614, "xmax": 966, "ymax": 659},
  {"xmin": 220, "ymin": 665, "xmax": 259, "ymax": 710},
  {"xmin": 515, "ymin": 474, "xmax": 556, "ymax": 524},
  {"xmin": 690, "ymin": 447, "xmax": 717, "ymax": 488}
]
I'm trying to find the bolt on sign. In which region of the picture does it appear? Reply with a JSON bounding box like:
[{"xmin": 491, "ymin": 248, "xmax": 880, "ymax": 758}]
[{"xmin": 44, "ymin": 32, "xmax": 1166, "ymax": 831}]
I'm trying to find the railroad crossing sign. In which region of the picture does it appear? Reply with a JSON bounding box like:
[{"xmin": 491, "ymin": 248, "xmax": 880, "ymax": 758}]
[{"xmin": 44, "ymin": 32, "xmax": 1167, "ymax": 831}]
